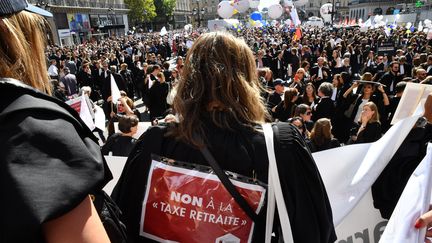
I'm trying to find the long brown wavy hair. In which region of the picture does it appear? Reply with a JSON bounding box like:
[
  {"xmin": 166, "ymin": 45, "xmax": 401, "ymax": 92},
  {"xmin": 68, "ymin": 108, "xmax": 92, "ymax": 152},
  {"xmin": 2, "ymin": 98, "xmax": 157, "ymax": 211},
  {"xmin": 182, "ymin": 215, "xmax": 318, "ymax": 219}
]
[
  {"xmin": 172, "ymin": 32, "xmax": 269, "ymax": 146},
  {"xmin": 0, "ymin": 11, "xmax": 51, "ymax": 94},
  {"xmin": 310, "ymin": 118, "xmax": 333, "ymax": 146}
]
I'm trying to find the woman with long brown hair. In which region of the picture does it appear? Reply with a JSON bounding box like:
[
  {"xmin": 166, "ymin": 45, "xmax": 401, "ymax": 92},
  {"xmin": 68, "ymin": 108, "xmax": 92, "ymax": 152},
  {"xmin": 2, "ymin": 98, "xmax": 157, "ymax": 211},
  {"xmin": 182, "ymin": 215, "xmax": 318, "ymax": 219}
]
[
  {"xmin": 0, "ymin": 1, "xmax": 109, "ymax": 242},
  {"xmin": 272, "ymin": 88, "xmax": 298, "ymax": 122},
  {"xmin": 308, "ymin": 118, "xmax": 340, "ymax": 152},
  {"xmin": 113, "ymin": 32, "xmax": 336, "ymax": 243}
]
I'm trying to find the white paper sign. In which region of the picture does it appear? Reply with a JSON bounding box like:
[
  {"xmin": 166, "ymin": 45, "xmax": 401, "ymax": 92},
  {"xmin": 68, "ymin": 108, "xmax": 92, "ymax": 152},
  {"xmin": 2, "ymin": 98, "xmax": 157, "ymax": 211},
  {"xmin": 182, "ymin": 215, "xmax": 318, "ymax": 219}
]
[{"xmin": 391, "ymin": 83, "xmax": 432, "ymax": 125}]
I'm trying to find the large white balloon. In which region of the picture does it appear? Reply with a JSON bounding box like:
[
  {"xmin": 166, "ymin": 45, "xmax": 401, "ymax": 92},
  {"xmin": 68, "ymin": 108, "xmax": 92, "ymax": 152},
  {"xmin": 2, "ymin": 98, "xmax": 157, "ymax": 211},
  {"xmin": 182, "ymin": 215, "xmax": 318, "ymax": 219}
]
[
  {"xmin": 217, "ymin": 1, "xmax": 235, "ymax": 19},
  {"xmin": 234, "ymin": 0, "xmax": 250, "ymax": 13},
  {"xmin": 258, "ymin": 0, "xmax": 279, "ymax": 11},
  {"xmin": 249, "ymin": 0, "xmax": 260, "ymax": 8},
  {"xmin": 320, "ymin": 3, "xmax": 332, "ymax": 23},
  {"xmin": 268, "ymin": 4, "xmax": 283, "ymax": 19}
]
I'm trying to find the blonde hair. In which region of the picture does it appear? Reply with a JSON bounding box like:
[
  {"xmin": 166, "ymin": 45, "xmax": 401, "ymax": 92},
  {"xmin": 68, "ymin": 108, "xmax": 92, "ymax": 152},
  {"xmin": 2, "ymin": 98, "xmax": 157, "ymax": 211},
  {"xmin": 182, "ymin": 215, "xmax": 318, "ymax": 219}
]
[
  {"xmin": 0, "ymin": 11, "xmax": 51, "ymax": 94},
  {"xmin": 363, "ymin": 101, "xmax": 380, "ymax": 124},
  {"xmin": 173, "ymin": 32, "xmax": 269, "ymax": 146}
]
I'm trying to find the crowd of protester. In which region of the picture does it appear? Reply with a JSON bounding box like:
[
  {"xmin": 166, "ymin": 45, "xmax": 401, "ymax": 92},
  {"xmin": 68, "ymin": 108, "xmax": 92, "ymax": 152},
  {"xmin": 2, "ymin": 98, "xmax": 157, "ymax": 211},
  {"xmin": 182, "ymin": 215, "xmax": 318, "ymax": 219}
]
[{"xmin": 48, "ymin": 23, "xmax": 432, "ymax": 154}]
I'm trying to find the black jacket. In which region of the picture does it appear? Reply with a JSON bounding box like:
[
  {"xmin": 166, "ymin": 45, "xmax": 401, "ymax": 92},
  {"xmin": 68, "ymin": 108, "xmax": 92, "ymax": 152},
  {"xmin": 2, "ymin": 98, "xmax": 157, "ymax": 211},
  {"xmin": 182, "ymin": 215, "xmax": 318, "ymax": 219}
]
[
  {"xmin": 372, "ymin": 123, "xmax": 432, "ymax": 219},
  {"xmin": 0, "ymin": 78, "xmax": 109, "ymax": 243},
  {"xmin": 313, "ymin": 97, "xmax": 335, "ymax": 122}
]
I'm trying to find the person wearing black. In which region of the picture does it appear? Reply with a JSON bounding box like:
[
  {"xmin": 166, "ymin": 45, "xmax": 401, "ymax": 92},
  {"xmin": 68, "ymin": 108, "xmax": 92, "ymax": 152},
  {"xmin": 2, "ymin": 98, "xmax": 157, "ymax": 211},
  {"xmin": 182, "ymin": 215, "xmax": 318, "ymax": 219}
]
[
  {"xmin": 351, "ymin": 102, "xmax": 382, "ymax": 144},
  {"xmin": 76, "ymin": 62, "xmax": 94, "ymax": 89},
  {"xmin": 378, "ymin": 61, "xmax": 402, "ymax": 95},
  {"xmin": 0, "ymin": 1, "xmax": 110, "ymax": 241},
  {"xmin": 112, "ymin": 32, "xmax": 336, "ymax": 243},
  {"xmin": 272, "ymin": 88, "xmax": 298, "ymax": 122},
  {"xmin": 288, "ymin": 68, "xmax": 307, "ymax": 95},
  {"xmin": 308, "ymin": 118, "xmax": 340, "ymax": 152},
  {"xmin": 267, "ymin": 78, "xmax": 285, "ymax": 117},
  {"xmin": 312, "ymin": 82, "xmax": 335, "ymax": 122},
  {"xmin": 101, "ymin": 65, "xmax": 128, "ymax": 119},
  {"xmin": 119, "ymin": 63, "xmax": 135, "ymax": 99},
  {"xmin": 342, "ymin": 81, "xmax": 389, "ymax": 133},
  {"xmin": 102, "ymin": 115, "xmax": 138, "ymax": 156},
  {"xmin": 382, "ymin": 81, "xmax": 407, "ymax": 132},
  {"xmin": 294, "ymin": 104, "xmax": 314, "ymax": 132},
  {"xmin": 398, "ymin": 56, "xmax": 412, "ymax": 78},
  {"xmin": 372, "ymin": 94, "xmax": 432, "ymax": 219},
  {"xmin": 271, "ymin": 50, "xmax": 287, "ymax": 80},
  {"xmin": 147, "ymin": 65, "xmax": 169, "ymax": 120},
  {"xmin": 287, "ymin": 47, "xmax": 300, "ymax": 74}
]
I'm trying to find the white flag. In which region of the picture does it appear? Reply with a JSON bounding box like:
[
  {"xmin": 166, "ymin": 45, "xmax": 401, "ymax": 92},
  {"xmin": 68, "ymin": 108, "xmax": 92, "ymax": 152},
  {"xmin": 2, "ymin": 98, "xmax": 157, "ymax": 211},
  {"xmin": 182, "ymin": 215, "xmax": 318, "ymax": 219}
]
[
  {"xmin": 79, "ymin": 95, "xmax": 95, "ymax": 131},
  {"xmin": 160, "ymin": 26, "xmax": 167, "ymax": 36},
  {"xmin": 364, "ymin": 18, "xmax": 372, "ymax": 27},
  {"xmin": 380, "ymin": 144, "xmax": 432, "ymax": 243},
  {"xmin": 94, "ymin": 105, "xmax": 106, "ymax": 131},
  {"xmin": 111, "ymin": 74, "xmax": 121, "ymax": 105},
  {"xmin": 289, "ymin": 7, "xmax": 301, "ymax": 26}
]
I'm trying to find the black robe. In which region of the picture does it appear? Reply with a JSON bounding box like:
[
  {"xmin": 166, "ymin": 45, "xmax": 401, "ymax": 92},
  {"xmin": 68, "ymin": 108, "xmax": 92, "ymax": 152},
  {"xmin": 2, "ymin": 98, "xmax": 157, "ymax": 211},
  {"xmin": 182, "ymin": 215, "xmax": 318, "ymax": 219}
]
[
  {"xmin": 0, "ymin": 78, "xmax": 109, "ymax": 243},
  {"xmin": 112, "ymin": 121, "xmax": 336, "ymax": 243}
]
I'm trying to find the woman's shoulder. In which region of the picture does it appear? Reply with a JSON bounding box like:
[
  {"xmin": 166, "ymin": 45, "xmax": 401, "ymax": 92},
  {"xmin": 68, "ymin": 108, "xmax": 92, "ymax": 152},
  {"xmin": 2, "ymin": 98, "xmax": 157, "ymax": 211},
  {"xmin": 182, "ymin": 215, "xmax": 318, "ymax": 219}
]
[
  {"xmin": 368, "ymin": 121, "xmax": 381, "ymax": 128},
  {"xmin": 330, "ymin": 138, "xmax": 341, "ymax": 147}
]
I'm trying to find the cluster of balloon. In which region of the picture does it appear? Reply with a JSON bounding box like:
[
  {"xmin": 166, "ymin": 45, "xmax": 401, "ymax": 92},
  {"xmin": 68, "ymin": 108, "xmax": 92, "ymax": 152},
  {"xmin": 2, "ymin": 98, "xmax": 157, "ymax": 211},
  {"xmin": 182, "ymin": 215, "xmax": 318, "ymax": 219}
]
[
  {"xmin": 217, "ymin": 0, "xmax": 253, "ymax": 19},
  {"xmin": 268, "ymin": 4, "xmax": 283, "ymax": 19},
  {"xmin": 218, "ymin": 0, "xmax": 284, "ymax": 20},
  {"xmin": 250, "ymin": 11, "xmax": 262, "ymax": 21}
]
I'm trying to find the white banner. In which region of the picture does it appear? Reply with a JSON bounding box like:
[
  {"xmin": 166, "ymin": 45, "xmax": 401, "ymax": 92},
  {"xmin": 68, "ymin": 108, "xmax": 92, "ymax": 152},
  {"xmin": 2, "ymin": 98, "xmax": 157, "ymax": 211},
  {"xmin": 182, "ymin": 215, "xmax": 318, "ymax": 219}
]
[
  {"xmin": 380, "ymin": 144, "xmax": 432, "ymax": 243},
  {"xmin": 313, "ymin": 115, "xmax": 421, "ymax": 241}
]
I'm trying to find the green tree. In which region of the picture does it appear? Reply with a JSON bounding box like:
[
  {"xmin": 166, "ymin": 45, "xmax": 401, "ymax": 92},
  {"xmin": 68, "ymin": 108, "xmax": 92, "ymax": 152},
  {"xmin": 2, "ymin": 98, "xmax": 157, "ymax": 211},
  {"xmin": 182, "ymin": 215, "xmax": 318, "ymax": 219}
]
[
  {"xmin": 125, "ymin": 0, "xmax": 156, "ymax": 25},
  {"xmin": 155, "ymin": 0, "xmax": 177, "ymax": 22}
]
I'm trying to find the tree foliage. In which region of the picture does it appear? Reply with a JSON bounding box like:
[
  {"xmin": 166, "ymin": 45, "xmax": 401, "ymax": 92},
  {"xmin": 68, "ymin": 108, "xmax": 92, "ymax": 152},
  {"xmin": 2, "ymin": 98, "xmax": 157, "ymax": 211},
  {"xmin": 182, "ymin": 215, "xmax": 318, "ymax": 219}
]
[
  {"xmin": 154, "ymin": 0, "xmax": 177, "ymax": 17},
  {"xmin": 125, "ymin": 0, "xmax": 157, "ymax": 24}
]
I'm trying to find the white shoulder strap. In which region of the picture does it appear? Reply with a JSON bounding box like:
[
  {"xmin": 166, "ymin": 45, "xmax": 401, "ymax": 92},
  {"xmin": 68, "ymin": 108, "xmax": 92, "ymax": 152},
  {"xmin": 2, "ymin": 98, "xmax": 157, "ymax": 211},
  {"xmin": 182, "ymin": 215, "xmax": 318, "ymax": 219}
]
[{"xmin": 263, "ymin": 123, "xmax": 294, "ymax": 243}]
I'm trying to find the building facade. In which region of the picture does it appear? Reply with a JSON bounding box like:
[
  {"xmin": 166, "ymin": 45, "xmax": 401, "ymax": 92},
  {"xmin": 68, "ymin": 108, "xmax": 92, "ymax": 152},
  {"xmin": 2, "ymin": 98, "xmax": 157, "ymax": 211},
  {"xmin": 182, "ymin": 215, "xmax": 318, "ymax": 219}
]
[
  {"xmin": 348, "ymin": 0, "xmax": 410, "ymax": 22},
  {"xmin": 30, "ymin": 0, "xmax": 129, "ymax": 46},
  {"xmin": 173, "ymin": 0, "xmax": 192, "ymax": 29},
  {"xmin": 188, "ymin": 0, "xmax": 220, "ymax": 28},
  {"xmin": 302, "ymin": 0, "xmax": 349, "ymax": 23}
]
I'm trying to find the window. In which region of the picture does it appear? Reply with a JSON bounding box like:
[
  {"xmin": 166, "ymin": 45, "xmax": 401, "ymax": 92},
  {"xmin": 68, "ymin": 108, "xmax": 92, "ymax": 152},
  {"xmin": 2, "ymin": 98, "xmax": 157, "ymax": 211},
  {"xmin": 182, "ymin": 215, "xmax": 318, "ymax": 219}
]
[
  {"xmin": 116, "ymin": 15, "xmax": 124, "ymax": 25},
  {"xmin": 90, "ymin": 15, "xmax": 99, "ymax": 27},
  {"xmin": 54, "ymin": 13, "xmax": 69, "ymax": 29}
]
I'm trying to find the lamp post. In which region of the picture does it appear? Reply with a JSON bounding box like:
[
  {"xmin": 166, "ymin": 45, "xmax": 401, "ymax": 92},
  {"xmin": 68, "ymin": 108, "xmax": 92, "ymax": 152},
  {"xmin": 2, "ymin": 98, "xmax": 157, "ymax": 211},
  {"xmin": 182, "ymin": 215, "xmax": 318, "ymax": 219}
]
[
  {"xmin": 193, "ymin": 0, "xmax": 206, "ymax": 27},
  {"xmin": 107, "ymin": 7, "xmax": 115, "ymax": 37},
  {"xmin": 142, "ymin": 10, "xmax": 147, "ymax": 31},
  {"xmin": 328, "ymin": 0, "xmax": 340, "ymax": 25}
]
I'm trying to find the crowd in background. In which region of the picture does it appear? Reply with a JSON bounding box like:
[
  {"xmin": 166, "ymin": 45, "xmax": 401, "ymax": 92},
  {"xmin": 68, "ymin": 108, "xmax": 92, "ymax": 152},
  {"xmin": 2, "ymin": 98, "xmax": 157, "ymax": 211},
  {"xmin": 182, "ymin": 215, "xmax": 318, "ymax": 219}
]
[{"xmin": 46, "ymin": 24, "xmax": 432, "ymax": 155}]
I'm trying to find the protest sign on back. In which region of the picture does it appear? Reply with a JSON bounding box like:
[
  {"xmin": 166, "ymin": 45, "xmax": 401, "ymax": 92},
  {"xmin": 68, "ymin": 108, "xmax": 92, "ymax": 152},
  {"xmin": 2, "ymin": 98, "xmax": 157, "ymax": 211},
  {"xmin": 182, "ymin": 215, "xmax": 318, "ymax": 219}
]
[{"xmin": 140, "ymin": 159, "xmax": 266, "ymax": 243}]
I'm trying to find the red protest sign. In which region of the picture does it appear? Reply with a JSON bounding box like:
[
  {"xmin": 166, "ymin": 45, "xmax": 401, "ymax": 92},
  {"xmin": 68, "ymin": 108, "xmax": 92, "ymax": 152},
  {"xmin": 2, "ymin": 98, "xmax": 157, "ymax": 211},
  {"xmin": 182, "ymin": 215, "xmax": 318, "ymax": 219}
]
[
  {"xmin": 140, "ymin": 160, "xmax": 266, "ymax": 243},
  {"xmin": 65, "ymin": 97, "xmax": 81, "ymax": 114}
]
